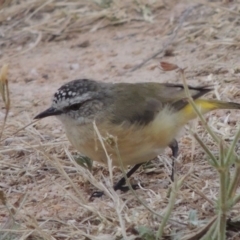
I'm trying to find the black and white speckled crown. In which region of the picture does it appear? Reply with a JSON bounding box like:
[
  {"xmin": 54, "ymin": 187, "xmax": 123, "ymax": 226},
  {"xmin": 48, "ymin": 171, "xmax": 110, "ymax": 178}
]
[{"xmin": 52, "ymin": 79, "xmax": 99, "ymax": 104}]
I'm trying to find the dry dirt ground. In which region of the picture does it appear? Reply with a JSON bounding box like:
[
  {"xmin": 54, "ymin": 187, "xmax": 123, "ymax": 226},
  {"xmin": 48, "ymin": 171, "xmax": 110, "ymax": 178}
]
[{"xmin": 1, "ymin": 0, "xmax": 240, "ymax": 239}]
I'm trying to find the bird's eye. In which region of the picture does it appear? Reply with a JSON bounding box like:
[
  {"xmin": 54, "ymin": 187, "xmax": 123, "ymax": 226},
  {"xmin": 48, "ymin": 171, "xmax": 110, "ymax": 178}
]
[
  {"xmin": 64, "ymin": 99, "xmax": 91, "ymax": 112},
  {"xmin": 67, "ymin": 103, "xmax": 82, "ymax": 111}
]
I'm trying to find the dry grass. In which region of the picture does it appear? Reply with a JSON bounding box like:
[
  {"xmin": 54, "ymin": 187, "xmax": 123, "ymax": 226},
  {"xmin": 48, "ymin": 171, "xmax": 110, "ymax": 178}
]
[
  {"xmin": 1, "ymin": 0, "xmax": 240, "ymax": 239},
  {"xmin": 0, "ymin": 0, "xmax": 164, "ymax": 57}
]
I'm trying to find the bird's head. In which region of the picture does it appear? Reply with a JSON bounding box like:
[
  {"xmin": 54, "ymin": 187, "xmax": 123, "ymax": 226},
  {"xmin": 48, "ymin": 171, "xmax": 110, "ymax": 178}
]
[{"xmin": 34, "ymin": 79, "xmax": 109, "ymax": 125}]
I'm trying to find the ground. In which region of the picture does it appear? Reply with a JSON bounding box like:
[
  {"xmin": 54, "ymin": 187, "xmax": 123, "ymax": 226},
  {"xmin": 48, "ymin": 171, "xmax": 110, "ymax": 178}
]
[{"xmin": 1, "ymin": 0, "xmax": 240, "ymax": 239}]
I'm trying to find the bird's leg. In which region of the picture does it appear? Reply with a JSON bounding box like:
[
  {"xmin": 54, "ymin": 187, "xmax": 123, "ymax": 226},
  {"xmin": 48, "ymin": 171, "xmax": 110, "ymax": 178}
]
[
  {"xmin": 90, "ymin": 141, "xmax": 179, "ymax": 199},
  {"xmin": 113, "ymin": 163, "xmax": 143, "ymax": 191},
  {"xmin": 168, "ymin": 138, "xmax": 178, "ymax": 182},
  {"xmin": 90, "ymin": 163, "xmax": 143, "ymax": 199}
]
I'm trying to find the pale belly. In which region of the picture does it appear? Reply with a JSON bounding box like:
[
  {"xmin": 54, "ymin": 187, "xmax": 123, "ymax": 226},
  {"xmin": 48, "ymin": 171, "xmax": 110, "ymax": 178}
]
[
  {"xmin": 61, "ymin": 109, "xmax": 182, "ymax": 167},
  {"xmin": 66, "ymin": 127, "xmax": 165, "ymax": 166}
]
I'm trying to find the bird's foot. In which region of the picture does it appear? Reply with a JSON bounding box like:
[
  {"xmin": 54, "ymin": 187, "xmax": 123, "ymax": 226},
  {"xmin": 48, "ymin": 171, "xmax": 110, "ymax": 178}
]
[{"xmin": 89, "ymin": 184, "xmax": 140, "ymax": 200}]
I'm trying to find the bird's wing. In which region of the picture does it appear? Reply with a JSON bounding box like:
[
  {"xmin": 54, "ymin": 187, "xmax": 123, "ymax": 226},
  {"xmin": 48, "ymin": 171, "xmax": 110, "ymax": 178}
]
[{"xmin": 108, "ymin": 83, "xmax": 213, "ymax": 126}]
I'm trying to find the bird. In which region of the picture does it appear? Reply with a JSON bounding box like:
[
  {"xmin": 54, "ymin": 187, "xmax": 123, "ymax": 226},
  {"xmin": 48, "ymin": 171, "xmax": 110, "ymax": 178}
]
[{"xmin": 35, "ymin": 79, "xmax": 240, "ymax": 197}]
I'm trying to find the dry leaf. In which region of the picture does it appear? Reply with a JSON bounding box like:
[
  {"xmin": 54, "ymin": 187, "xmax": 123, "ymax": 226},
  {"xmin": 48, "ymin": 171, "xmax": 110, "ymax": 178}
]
[{"xmin": 160, "ymin": 61, "xmax": 179, "ymax": 71}]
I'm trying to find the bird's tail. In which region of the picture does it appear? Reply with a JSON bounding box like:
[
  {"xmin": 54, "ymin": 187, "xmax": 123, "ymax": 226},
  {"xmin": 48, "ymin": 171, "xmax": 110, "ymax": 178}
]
[{"xmin": 179, "ymin": 99, "xmax": 240, "ymax": 124}]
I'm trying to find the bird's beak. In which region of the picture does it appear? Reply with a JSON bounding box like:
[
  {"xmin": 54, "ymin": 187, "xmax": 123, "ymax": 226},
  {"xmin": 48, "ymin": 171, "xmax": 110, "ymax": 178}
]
[{"xmin": 34, "ymin": 107, "xmax": 63, "ymax": 119}]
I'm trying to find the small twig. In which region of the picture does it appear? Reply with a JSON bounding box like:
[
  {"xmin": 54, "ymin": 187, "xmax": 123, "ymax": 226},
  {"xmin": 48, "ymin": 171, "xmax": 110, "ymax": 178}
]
[
  {"xmin": 185, "ymin": 183, "xmax": 215, "ymax": 206},
  {"xmin": 182, "ymin": 216, "xmax": 217, "ymax": 240},
  {"xmin": 129, "ymin": 4, "xmax": 201, "ymax": 72},
  {"xmin": 0, "ymin": 120, "xmax": 38, "ymax": 143},
  {"xmin": 25, "ymin": 0, "xmax": 53, "ymax": 22},
  {"xmin": 0, "ymin": 64, "xmax": 10, "ymax": 140},
  {"xmin": 12, "ymin": 31, "xmax": 42, "ymax": 57},
  {"xmin": 0, "ymin": 140, "xmax": 68, "ymax": 154},
  {"xmin": 156, "ymin": 167, "xmax": 193, "ymax": 239}
]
